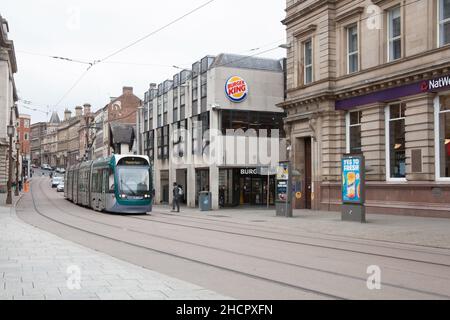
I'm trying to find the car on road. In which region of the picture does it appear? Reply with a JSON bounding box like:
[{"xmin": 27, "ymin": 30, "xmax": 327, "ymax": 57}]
[
  {"xmin": 56, "ymin": 168, "xmax": 66, "ymax": 174},
  {"xmin": 41, "ymin": 164, "xmax": 52, "ymax": 170},
  {"xmin": 56, "ymin": 182, "xmax": 64, "ymax": 192},
  {"xmin": 51, "ymin": 176, "xmax": 63, "ymax": 188}
]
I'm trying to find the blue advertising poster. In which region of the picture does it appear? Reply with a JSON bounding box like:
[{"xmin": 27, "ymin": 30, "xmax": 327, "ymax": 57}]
[{"xmin": 342, "ymin": 157, "xmax": 362, "ymax": 204}]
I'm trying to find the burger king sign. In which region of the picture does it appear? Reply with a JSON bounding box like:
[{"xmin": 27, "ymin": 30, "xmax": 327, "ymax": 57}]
[{"xmin": 225, "ymin": 76, "xmax": 248, "ymax": 103}]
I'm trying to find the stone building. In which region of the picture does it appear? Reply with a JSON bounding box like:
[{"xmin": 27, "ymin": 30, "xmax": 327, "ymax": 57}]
[
  {"xmin": 0, "ymin": 14, "xmax": 19, "ymax": 193},
  {"xmin": 280, "ymin": 0, "xmax": 450, "ymax": 217},
  {"xmin": 42, "ymin": 111, "xmax": 60, "ymax": 167},
  {"xmin": 30, "ymin": 122, "xmax": 46, "ymax": 166}
]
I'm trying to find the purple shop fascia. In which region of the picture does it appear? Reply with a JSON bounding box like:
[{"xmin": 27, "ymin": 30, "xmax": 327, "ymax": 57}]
[{"xmin": 335, "ymin": 74, "xmax": 450, "ymax": 110}]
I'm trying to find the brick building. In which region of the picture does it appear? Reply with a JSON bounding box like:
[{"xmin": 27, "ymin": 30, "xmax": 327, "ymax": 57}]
[
  {"xmin": 17, "ymin": 114, "xmax": 31, "ymax": 177},
  {"xmin": 280, "ymin": 0, "xmax": 450, "ymax": 217}
]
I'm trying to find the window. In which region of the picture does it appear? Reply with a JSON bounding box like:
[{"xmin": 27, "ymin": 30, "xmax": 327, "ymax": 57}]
[
  {"xmin": 436, "ymin": 95, "xmax": 450, "ymax": 179},
  {"xmin": 173, "ymin": 89, "xmax": 179, "ymax": 123},
  {"xmin": 24, "ymin": 120, "xmax": 30, "ymax": 128},
  {"xmin": 180, "ymin": 88, "xmax": 186, "ymax": 120},
  {"xmin": 192, "ymin": 112, "xmax": 210, "ymax": 155},
  {"xmin": 439, "ymin": 0, "xmax": 450, "ymax": 46},
  {"xmin": 347, "ymin": 25, "xmax": 359, "ymax": 74},
  {"xmin": 347, "ymin": 111, "xmax": 362, "ymax": 153},
  {"xmin": 386, "ymin": 103, "xmax": 406, "ymax": 179},
  {"xmin": 303, "ymin": 39, "xmax": 313, "ymax": 84},
  {"xmin": 147, "ymin": 130, "xmax": 155, "ymax": 161},
  {"xmin": 163, "ymin": 125, "xmax": 169, "ymax": 159},
  {"xmin": 157, "ymin": 96, "xmax": 162, "ymax": 128},
  {"xmin": 157, "ymin": 127, "xmax": 162, "ymax": 159},
  {"xmin": 163, "ymin": 94, "xmax": 168, "ymax": 125},
  {"xmin": 173, "ymin": 120, "xmax": 187, "ymax": 158},
  {"xmin": 387, "ymin": 6, "xmax": 401, "ymax": 61},
  {"xmin": 24, "ymin": 133, "xmax": 29, "ymax": 140}
]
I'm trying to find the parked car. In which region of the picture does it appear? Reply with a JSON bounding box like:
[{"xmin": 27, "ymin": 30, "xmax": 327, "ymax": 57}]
[
  {"xmin": 51, "ymin": 176, "xmax": 63, "ymax": 188},
  {"xmin": 56, "ymin": 168, "xmax": 66, "ymax": 174},
  {"xmin": 56, "ymin": 182, "xmax": 64, "ymax": 192}
]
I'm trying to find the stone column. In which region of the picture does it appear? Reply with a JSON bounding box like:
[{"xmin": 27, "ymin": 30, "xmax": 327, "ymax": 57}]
[
  {"xmin": 361, "ymin": 104, "xmax": 386, "ymax": 181},
  {"xmin": 403, "ymin": 93, "xmax": 435, "ymax": 181}
]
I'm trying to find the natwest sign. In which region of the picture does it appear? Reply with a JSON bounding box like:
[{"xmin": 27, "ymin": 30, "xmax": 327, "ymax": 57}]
[{"xmin": 421, "ymin": 75, "xmax": 450, "ymax": 92}]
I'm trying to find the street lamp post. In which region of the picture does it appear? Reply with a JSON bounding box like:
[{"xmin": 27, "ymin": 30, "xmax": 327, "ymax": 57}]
[
  {"xmin": 6, "ymin": 112, "xmax": 14, "ymax": 205},
  {"xmin": 15, "ymin": 142, "xmax": 20, "ymax": 196}
]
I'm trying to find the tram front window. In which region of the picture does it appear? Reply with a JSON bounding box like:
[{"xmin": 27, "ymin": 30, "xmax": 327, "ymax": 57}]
[{"xmin": 117, "ymin": 167, "xmax": 150, "ymax": 196}]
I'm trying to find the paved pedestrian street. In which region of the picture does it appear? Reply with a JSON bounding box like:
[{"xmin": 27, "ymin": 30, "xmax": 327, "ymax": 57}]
[{"xmin": 0, "ymin": 195, "xmax": 230, "ymax": 300}]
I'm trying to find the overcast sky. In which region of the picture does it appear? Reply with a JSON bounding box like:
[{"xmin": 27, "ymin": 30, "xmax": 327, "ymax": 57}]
[{"xmin": 2, "ymin": 0, "xmax": 286, "ymax": 124}]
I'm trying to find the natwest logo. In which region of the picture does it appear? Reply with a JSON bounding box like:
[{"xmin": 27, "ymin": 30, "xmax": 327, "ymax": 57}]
[
  {"xmin": 225, "ymin": 76, "xmax": 248, "ymax": 103},
  {"xmin": 422, "ymin": 75, "xmax": 450, "ymax": 92}
]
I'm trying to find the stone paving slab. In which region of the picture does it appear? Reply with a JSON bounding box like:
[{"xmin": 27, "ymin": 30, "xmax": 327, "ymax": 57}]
[{"xmin": 0, "ymin": 195, "xmax": 231, "ymax": 300}]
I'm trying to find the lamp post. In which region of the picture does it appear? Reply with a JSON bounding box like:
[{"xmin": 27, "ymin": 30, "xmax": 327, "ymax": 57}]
[
  {"xmin": 6, "ymin": 117, "xmax": 14, "ymax": 205},
  {"xmin": 15, "ymin": 141, "xmax": 20, "ymax": 196}
]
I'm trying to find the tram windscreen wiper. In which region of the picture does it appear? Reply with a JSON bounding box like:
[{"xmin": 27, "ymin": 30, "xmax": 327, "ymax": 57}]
[{"xmin": 120, "ymin": 179, "xmax": 137, "ymax": 196}]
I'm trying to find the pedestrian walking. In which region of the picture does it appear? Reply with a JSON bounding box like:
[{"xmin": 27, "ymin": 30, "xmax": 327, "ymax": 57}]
[{"xmin": 172, "ymin": 183, "xmax": 180, "ymax": 213}]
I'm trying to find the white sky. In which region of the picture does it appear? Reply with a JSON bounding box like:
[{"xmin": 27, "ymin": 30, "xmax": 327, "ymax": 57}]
[{"xmin": 2, "ymin": 0, "xmax": 286, "ymax": 124}]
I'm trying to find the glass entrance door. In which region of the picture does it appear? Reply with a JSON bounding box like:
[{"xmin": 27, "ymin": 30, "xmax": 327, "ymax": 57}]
[{"xmin": 252, "ymin": 179, "xmax": 263, "ymax": 205}]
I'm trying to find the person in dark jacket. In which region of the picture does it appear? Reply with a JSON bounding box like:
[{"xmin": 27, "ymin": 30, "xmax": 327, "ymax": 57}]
[{"xmin": 172, "ymin": 183, "xmax": 180, "ymax": 213}]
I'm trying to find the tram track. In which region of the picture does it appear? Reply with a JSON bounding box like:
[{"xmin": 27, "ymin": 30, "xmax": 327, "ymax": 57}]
[
  {"xmin": 19, "ymin": 177, "xmax": 450, "ymax": 299},
  {"xmin": 27, "ymin": 178, "xmax": 346, "ymax": 300},
  {"xmin": 150, "ymin": 210, "xmax": 450, "ymax": 252}
]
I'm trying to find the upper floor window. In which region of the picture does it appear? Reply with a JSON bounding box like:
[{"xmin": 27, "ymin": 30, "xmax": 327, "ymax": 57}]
[
  {"xmin": 347, "ymin": 25, "xmax": 359, "ymax": 74},
  {"xmin": 304, "ymin": 39, "xmax": 313, "ymax": 84},
  {"xmin": 387, "ymin": 6, "xmax": 402, "ymax": 62},
  {"xmin": 439, "ymin": 0, "xmax": 450, "ymax": 46}
]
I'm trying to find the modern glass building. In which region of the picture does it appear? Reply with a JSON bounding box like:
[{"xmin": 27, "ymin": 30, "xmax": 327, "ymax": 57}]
[{"xmin": 138, "ymin": 53, "xmax": 287, "ymax": 209}]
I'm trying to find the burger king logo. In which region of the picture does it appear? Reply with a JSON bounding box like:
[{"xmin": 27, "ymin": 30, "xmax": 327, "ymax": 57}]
[{"xmin": 225, "ymin": 76, "xmax": 248, "ymax": 103}]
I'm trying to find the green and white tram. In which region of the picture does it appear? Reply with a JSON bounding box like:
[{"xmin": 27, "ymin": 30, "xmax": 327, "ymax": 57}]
[{"xmin": 65, "ymin": 155, "xmax": 152, "ymax": 214}]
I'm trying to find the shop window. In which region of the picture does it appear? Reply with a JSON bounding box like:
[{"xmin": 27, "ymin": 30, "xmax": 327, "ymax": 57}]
[
  {"xmin": 439, "ymin": 0, "xmax": 450, "ymax": 46},
  {"xmin": 173, "ymin": 89, "xmax": 179, "ymax": 123},
  {"xmin": 347, "ymin": 111, "xmax": 362, "ymax": 153},
  {"xmin": 386, "ymin": 103, "xmax": 406, "ymax": 179},
  {"xmin": 437, "ymin": 95, "xmax": 450, "ymax": 178},
  {"xmin": 387, "ymin": 6, "xmax": 402, "ymax": 61},
  {"xmin": 347, "ymin": 24, "xmax": 359, "ymax": 74},
  {"xmin": 303, "ymin": 39, "xmax": 313, "ymax": 84}
]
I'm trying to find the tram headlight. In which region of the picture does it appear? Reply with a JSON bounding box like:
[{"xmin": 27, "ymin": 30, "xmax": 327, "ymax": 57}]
[
  {"xmin": 144, "ymin": 194, "xmax": 151, "ymax": 199},
  {"xmin": 118, "ymin": 194, "xmax": 127, "ymax": 199}
]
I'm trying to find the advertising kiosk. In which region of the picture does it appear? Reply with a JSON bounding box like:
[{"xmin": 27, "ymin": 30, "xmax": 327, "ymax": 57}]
[
  {"xmin": 341, "ymin": 154, "xmax": 366, "ymax": 223},
  {"xmin": 275, "ymin": 161, "xmax": 293, "ymax": 217}
]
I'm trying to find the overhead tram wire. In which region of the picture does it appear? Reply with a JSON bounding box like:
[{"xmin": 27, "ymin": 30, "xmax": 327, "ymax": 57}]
[{"xmin": 51, "ymin": 0, "xmax": 219, "ymax": 110}]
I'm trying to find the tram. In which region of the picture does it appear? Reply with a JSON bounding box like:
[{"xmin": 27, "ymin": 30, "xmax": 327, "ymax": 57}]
[{"xmin": 65, "ymin": 155, "xmax": 152, "ymax": 214}]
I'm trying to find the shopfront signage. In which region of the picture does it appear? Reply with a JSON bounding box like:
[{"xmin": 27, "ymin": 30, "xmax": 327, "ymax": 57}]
[
  {"xmin": 421, "ymin": 75, "xmax": 450, "ymax": 92},
  {"xmin": 342, "ymin": 156, "xmax": 363, "ymax": 204},
  {"xmin": 336, "ymin": 74, "xmax": 450, "ymax": 110},
  {"xmin": 240, "ymin": 168, "xmax": 258, "ymax": 175},
  {"xmin": 225, "ymin": 76, "xmax": 248, "ymax": 103}
]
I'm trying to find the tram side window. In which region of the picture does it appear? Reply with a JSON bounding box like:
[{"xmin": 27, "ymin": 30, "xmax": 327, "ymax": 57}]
[{"xmin": 109, "ymin": 168, "xmax": 115, "ymax": 193}]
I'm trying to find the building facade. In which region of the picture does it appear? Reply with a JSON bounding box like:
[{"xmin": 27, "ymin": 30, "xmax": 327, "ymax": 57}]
[
  {"xmin": 42, "ymin": 111, "xmax": 60, "ymax": 167},
  {"xmin": 30, "ymin": 122, "xmax": 46, "ymax": 167},
  {"xmin": 0, "ymin": 14, "xmax": 19, "ymax": 193},
  {"xmin": 280, "ymin": 0, "xmax": 450, "ymax": 217},
  {"xmin": 139, "ymin": 53, "xmax": 286, "ymax": 209}
]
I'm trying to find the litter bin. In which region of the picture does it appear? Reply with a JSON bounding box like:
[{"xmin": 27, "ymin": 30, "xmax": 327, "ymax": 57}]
[{"xmin": 199, "ymin": 191, "xmax": 212, "ymax": 211}]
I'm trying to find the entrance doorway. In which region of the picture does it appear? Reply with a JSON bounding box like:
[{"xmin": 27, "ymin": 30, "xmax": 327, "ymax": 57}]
[
  {"xmin": 239, "ymin": 175, "xmax": 275, "ymax": 206},
  {"xmin": 160, "ymin": 170, "xmax": 169, "ymax": 204},
  {"xmin": 294, "ymin": 137, "xmax": 312, "ymax": 209},
  {"xmin": 176, "ymin": 169, "xmax": 187, "ymax": 204}
]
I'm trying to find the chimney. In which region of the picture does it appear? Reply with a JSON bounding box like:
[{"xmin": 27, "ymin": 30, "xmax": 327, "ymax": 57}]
[
  {"xmin": 123, "ymin": 86, "xmax": 133, "ymax": 95},
  {"xmin": 149, "ymin": 83, "xmax": 157, "ymax": 90},
  {"xmin": 75, "ymin": 106, "xmax": 83, "ymax": 117},
  {"xmin": 83, "ymin": 103, "xmax": 91, "ymax": 116},
  {"xmin": 64, "ymin": 109, "xmax": 72, "ymax": 121}
]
